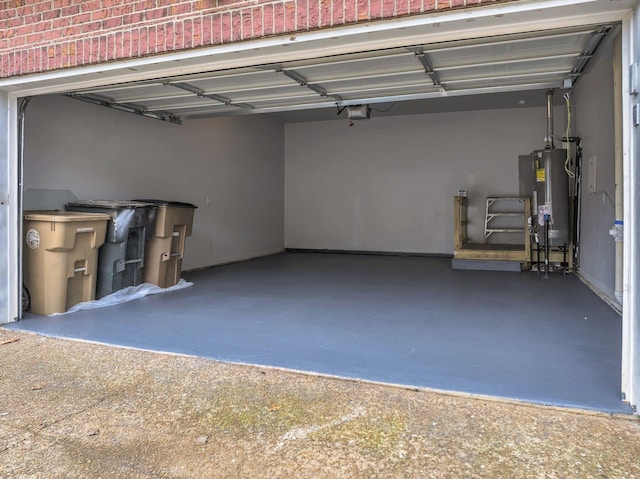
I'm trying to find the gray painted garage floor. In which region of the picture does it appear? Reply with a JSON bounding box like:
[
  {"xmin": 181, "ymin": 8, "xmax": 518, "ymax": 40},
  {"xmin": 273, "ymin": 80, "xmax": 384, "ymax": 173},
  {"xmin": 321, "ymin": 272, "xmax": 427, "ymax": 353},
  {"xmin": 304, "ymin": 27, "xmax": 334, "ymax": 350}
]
[{"xmin": 8, "ymin": 253, "xmax": 631, "ymax": 414}]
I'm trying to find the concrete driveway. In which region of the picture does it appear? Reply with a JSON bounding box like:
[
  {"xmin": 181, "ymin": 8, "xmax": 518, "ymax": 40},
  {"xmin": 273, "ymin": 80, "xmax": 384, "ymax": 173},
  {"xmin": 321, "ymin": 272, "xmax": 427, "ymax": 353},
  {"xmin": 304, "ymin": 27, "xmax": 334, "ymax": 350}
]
[{"xmin": 1, "ymin": 328, "xmax": 639, "ymax": 479}]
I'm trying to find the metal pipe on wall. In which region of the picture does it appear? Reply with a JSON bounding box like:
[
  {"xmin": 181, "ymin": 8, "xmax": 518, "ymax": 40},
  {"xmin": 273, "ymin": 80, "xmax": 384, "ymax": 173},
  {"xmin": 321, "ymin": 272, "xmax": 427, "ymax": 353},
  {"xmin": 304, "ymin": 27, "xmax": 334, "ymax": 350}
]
[{"xmin": 546, "ymin": 89, "xmax": 555, "ymax": 149}]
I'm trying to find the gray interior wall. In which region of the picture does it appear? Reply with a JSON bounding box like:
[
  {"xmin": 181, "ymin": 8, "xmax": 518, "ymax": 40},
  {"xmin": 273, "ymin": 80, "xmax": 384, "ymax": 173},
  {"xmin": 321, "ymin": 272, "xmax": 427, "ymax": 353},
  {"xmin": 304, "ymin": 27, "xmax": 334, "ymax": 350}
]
[
  {"xmin": 284, "ymin": 106, "xmax": 554, "ymax": 254},
  {"xmin": 23, "ymin": 95, "xmax": 285, "ymax": 270},
  {"xmin": 573, "ymin": 40, "xmax": 616, "ymax": 299}
]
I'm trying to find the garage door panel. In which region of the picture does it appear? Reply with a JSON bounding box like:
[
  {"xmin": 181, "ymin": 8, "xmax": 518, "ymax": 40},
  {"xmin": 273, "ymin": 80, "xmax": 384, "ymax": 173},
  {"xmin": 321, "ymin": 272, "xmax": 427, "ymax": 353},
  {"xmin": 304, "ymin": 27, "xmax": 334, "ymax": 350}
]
[
  {"xmin": 313, "ymin": 69, "xmax": 428, "ymax": 88},
  {"xmin": 73, "ymin": 81, "xmax": 158, "ymax": 95},
  {"xmin": 247, "ymin": 95, "xmax": 334, "ymax": 108},
  {"xmin": 179, "ymin": 70, "xmax": 294, "ymax": 92},
  {"xmin": 158, "ymin": 104, "xmax": 244, "ymax": 118},
  {"xmin": 230, "ymin": 89, "xmax": 324, "ymax": 104},
  {"xmin": 438, "ymin": 54, "xmax": 577, "ymax": 74},
  {"xmin": 198, "ymin": 82, "xmax": 302, "ymax": 97},
  {"xmin": 134, "ymin": 96, "xmax": 223, "ymax": 110},
  {"xmin": 109, "ymin": 90, "xmax": 192, "ymax": 104},
  {"xmin": 292, "ymin": 52, "xmax": 421, "ymax": 82},
  {"xmin": 321, "ymin": 72, "xmax": 432, "ymax": 92},
  {"xmin": 445, "ymin": 74, "xmax": 567, "ymax": 91},
  {"xmin": 158, "ymin": 66, "xmax": 265, "ymax": 83},
  {"xmin": 427, "ymin": 37, "xmax": 591, "ymax": 73},
  {"xmin": 439, "ymin": 59, "xmax": 575, "ymax": 83},
  {"xmin": 72, "ymin": 83, "xmax": 181, "ymax": 102},
  {"xmin": 342, "ymin": 85, "xmax": 441, "ymax": 103}
]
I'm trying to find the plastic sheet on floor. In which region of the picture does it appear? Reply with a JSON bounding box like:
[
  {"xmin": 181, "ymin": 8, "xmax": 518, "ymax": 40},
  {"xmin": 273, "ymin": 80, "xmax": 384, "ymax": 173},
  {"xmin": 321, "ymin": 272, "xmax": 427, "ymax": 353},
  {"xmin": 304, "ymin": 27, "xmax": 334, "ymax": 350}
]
[{"xmin": 51, "ymin": 279, "xmax": 193, "ymax": 316}]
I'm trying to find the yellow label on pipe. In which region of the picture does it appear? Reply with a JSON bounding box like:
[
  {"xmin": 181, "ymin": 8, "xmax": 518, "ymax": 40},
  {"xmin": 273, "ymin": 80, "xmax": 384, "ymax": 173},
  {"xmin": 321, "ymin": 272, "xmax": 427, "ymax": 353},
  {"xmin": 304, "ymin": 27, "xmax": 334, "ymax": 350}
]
[{"xmin": 536, "ymin": 168, "xmax": 546, "ymax": 182}]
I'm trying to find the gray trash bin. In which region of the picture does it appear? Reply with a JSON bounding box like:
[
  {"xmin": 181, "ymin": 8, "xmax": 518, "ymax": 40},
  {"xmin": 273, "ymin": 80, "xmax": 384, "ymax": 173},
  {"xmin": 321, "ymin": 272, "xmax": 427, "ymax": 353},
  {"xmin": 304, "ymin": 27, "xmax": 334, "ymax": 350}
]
[{"xmin": 66, "ymin": 200, "xmax": 157, "ymax": 298}]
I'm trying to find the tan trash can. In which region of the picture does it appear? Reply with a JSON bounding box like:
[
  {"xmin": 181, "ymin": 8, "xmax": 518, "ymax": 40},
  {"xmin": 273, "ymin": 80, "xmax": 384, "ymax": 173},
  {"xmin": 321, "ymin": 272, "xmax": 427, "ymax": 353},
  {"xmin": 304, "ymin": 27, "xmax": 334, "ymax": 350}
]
[
  {"xmin": 23, "ymin": 211, "xmax": 110, "ymax": 315},
  {"xmin": 134, "ymin": 200, "xmax": 196, "ymax": 288}
]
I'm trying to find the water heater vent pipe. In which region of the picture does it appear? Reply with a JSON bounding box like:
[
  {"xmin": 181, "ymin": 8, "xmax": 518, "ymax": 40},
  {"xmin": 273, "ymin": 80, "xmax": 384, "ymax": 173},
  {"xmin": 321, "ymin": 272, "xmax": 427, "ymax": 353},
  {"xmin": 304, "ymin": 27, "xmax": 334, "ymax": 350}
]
[{"xmin": 546, "ymin": 89, "xmax": 555, "ymax": 149}]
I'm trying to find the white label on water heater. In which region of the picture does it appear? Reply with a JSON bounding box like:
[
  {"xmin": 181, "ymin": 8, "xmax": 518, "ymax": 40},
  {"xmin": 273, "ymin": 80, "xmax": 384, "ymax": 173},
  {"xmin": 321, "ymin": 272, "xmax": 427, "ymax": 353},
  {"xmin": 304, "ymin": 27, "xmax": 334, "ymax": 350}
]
[{"xmin": 538, "ymin": 204, "xmax": 551, "ymax": 226}]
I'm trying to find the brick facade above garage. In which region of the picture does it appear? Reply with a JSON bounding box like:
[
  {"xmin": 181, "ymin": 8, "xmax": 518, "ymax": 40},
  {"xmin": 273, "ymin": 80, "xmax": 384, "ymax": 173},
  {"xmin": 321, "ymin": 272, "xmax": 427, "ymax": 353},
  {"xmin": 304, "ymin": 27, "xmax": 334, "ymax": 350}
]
[{"xmin": 0, "ymin": 0, "xmax": 516, "ymax": 78}]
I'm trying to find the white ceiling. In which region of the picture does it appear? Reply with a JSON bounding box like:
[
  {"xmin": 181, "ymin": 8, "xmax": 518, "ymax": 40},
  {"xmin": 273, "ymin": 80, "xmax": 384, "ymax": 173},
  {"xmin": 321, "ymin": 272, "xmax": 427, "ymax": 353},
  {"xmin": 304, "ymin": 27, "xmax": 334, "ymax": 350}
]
[{"xmin": 62, "ymin": 22, "xmax": 615, "ymax": 123}]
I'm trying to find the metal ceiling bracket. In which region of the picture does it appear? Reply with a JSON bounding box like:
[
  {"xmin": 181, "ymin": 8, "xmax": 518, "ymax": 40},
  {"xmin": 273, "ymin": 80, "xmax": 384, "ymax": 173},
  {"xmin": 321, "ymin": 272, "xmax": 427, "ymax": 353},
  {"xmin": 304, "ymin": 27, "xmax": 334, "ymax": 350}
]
[
  {"xmin": 164, "ymin": 82, "xmax": 254, "ymax": 110},
  {"xmin": 65, "ymin": 92, "xmax": 182, "ymax": 124},
  {"xmin": 565, "ymin": 24, "xmax": 613, "ymax": 88},
  {"xmin": 278, "ymin": 68, "xmax": 343, "ymax": 103},
  {"xmin": 414, "ymin": 50, "xmax": 446, "ymax": 92}
]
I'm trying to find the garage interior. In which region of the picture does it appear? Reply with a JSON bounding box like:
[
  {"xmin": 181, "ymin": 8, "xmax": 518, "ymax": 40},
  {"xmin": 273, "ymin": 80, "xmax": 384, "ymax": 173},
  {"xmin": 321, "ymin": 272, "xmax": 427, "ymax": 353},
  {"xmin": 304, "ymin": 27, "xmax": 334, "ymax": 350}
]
[{"xmin": 7, "ymin": 22, "xmax": 631, "ymax": 413}]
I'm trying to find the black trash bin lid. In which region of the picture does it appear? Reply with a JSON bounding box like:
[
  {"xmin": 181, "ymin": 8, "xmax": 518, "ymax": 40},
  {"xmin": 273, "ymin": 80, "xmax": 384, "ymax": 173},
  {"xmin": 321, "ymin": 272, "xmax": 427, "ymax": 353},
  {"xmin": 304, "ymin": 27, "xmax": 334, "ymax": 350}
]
[
  {"xmin": 133, "ymin": 199, "xmax": 197, "ymax": 209},
  {"xmin": 67, "ymin": 199, "xmax": 158, "ymax": 209}
]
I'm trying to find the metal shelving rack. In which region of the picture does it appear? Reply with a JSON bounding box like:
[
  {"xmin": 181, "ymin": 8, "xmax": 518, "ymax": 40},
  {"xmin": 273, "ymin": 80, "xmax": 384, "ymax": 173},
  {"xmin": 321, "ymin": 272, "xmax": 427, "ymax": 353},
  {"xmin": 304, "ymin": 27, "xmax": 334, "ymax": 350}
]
[{"xmin": 484, "ymin": 197, "xmax": 526, "ymax": 240}]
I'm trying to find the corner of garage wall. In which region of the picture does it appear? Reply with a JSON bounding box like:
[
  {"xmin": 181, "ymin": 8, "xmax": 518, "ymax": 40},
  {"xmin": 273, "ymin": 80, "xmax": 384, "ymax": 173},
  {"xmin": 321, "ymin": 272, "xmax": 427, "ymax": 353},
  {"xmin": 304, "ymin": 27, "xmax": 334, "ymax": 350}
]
[{"xmin": 572, "ymin": 35, "xmax": 617, "ymax": 304}]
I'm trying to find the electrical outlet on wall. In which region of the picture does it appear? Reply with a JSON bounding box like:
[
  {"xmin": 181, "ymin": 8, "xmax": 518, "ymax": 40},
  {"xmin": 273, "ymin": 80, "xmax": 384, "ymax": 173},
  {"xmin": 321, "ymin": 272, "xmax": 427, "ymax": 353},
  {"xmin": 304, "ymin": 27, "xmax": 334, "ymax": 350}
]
[{"xmin": 587, "ymin": 155, "xmax": 597, "ymax": 194}]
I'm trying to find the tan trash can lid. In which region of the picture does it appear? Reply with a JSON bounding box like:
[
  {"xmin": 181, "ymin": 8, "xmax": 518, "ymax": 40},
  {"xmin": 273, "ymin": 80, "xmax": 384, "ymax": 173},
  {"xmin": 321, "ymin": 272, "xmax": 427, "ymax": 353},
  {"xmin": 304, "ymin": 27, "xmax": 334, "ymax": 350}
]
[{"xmin": 24, "ymin": 211, "xmax": 111, "ymax": 222}]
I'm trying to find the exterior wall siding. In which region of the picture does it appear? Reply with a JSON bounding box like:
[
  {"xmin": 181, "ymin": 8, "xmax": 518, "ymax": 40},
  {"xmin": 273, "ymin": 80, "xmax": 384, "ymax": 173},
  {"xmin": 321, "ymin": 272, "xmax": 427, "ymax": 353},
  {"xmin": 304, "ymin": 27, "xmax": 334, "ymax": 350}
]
[{"xmin": 1, "ymin": 0, "xmax": 513, "ymax": 78}]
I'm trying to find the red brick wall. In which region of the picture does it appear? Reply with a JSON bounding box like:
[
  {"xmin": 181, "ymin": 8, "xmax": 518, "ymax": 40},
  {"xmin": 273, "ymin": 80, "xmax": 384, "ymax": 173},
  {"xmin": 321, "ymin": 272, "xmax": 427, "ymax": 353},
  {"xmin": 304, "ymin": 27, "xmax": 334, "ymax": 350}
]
[{"xmin": 0, "ymin": 0, "xmax": 509, "ymax": 78}]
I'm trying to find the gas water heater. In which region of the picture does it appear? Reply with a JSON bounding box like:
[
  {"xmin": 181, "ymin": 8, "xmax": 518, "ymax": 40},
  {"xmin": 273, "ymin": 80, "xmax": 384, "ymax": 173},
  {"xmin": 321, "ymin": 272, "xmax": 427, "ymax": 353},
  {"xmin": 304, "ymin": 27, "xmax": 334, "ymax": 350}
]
[{"xmin": 527, "ymin": 89, "xmax": 570, "ymax": 248}]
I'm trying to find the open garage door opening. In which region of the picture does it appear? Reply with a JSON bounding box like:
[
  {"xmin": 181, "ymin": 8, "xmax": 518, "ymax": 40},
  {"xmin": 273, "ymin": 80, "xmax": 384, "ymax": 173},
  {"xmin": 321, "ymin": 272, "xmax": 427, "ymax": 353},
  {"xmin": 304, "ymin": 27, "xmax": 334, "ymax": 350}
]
[{"xmin": 3, "ymin": 19, "xmax": 634, "ymax": 414}]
